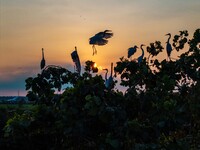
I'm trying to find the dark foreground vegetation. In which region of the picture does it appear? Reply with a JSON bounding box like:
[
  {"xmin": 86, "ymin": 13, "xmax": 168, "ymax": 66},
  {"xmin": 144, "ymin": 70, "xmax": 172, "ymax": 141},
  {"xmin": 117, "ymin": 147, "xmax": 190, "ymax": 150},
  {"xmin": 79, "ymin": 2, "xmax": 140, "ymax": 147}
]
[{"xmin": 0, "ymin": 29, "xmax": 200, "ymax": 149}]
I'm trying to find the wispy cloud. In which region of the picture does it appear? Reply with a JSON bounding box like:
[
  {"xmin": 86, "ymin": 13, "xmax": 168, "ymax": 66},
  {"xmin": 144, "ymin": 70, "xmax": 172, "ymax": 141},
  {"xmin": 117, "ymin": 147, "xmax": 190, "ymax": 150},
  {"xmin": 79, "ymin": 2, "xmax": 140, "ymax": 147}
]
[
  {"xmin": 0, "ymin": 62, "xmax": 74, "ymax": 82},
  {"xmin": 0, "ymin": 61, "xmax": 74, "ymax": 96},
  {"xmin": 0, "ymin": 66, "xmax": 37, "ymax": 82}
]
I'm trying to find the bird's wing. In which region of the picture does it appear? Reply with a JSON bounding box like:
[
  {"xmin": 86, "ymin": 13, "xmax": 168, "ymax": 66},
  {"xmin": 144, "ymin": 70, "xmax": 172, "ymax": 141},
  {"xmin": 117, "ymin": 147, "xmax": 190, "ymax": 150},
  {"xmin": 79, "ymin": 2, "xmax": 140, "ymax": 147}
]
[
  {"xmin": 89, "ymin": 36, "xmax": 99, "ymax": 44},
  {"xmin": 71, "ymin": 50, "xmax": 78, "ymax": 61},
  {"xmin": 71, "ymin": 50, "xmax": 81, "ymax": 74},
  {"xmin": 167, "ymin": 43, "xmax": 172, "ymax": 51},
  {"xmin": 94, "ymin": 32, "xmax": 104, "ymax": 37},
  {"xmin": 128, "ymin": 47, "xmax": 137, "ymax": 58},
  {"xmin": 96, "ymin": 38, "xmax": 108, "ymax": 45},
  {"xmin": 40, "ymin": 59, "xmax": 45, "ymax": 70},
  {"xmin": 137, "ymin": 55, "xmax": 144, "ymax": 64},
  {"xmin": 105, "ymin": 76, "xmax": 113, "ymax": 89},
  {"xmin": 166, "ymin": 43, "xmax": 172, "ymax": 56},
  {"xmin": 104, "ymin": 32, "xmax": 113, "ymax": 39},
  {"xmin": 89, "ymin": 36, "xmax": 108, "ymax": 45}
]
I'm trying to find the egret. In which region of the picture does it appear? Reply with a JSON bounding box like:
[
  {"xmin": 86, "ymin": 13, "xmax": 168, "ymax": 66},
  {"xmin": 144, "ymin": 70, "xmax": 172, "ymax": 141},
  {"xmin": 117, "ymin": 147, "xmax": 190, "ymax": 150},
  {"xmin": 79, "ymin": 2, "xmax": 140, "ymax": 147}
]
[
  {"xmin": 40, "ymin": 48, "xmax": 45, "ymax": 70},
  {"xmin": 165, "ymin": 33, "xmax": 172, "ymax": 61},
  {"xmin": 103, "ymin": 63, "xmax": 114, "ymax": 89},
  {"xmin": 128, "ymin": 45, "xmax": 138, "ymax": 59},
  {"xmin": 103, "ymin": 68, "xmax": 108, "ymax": 81},
  {"xmin": 71, "ymin": 46, "xmax": 81, "ymax": 74},
  {"xmin": 137, "ymin": 44, "xmax": 145, "ymax": 65},
  {"xmin": 89, "ymin": 30, "xmax": 113, "ymax": 55}
]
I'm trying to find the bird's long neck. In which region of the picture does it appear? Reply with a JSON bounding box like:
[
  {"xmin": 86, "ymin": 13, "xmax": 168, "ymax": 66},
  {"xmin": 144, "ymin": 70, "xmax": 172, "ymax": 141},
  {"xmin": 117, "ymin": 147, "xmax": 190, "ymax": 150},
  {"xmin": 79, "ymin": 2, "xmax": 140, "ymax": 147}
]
[
  {"xmin": 105, "ymin": 70, "xmax": 108, "ymax": 80},
  {"xmin": 42, "ymin": 48, "xmax": 44, "ymax": 59},
  {"xmin": 140, "ymin": 45, "xmax": 144, "ymax": 57},
  {"xmin": 167, "ymin": 34, "xmax": 171, "ymax": 43},
  {"xmin": 110, "ymin": 63, "xmax": 113, "ymax": 77}
]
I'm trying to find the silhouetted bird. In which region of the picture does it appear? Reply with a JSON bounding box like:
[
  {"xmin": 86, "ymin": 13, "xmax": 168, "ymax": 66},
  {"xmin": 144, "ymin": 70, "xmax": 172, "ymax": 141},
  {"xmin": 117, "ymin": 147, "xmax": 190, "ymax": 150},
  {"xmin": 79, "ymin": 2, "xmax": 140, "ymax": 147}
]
[
  {"xmin": 40, "ymin": 48, "xmax": 45, "ymax": 70},
  {"xmin": 137, "ymin": 44, "xmax": 145, "ymax": 65},
  {"xmin": 71, "ymin": 47, "xmax": 81, "ymax": 74},
  {"xmin": 128, "ymin": 45, "xmax": 138, "ymax": 58},
  {"xmin": 103, "ymin": 63, "xmax": 114, "ymax": 89},
  {"xmin": 89, "ymin": 30, "xmax": 113, "ymax": 55},
  {"xmin": 103, "ymin": 68, "xmax": 108, "ymax": 81},
  {"xmin": 165, "ymin": 33, "xmax": 172, "ymax": 61}
]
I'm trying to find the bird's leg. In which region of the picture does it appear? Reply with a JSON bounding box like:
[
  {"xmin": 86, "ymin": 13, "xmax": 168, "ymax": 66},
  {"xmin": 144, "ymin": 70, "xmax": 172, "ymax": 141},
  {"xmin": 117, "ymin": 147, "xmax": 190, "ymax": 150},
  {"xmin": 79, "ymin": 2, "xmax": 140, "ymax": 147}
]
[
  {"xmin": 169, "ymin": 56, "xmax": 172, "ymax": 61},
  {"xmin": 95, "ymin": 47, "xmax": 97, "ymax": 55},
  {"xmin": 167, "ymin": 56, "xmax": 171, "ymax": 62},
  {"xmin": 92, "ymin": 45, "xmax": 95, "ymax": 55},
  {"xmin": 92, "ymin": 45, "xmax": 97, "ymax": 55},
  {"xmin": 130, "ymin": 56, "xmax": 133, "ymax": 61}
]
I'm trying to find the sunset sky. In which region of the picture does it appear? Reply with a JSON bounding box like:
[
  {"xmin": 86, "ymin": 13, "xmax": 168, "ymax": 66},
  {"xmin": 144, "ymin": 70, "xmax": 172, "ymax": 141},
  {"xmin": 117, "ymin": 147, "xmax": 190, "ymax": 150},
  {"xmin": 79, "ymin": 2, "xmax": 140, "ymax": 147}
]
[{"xmin": 0, "ymin": 0, "xmax": 200, "ymax": 96}]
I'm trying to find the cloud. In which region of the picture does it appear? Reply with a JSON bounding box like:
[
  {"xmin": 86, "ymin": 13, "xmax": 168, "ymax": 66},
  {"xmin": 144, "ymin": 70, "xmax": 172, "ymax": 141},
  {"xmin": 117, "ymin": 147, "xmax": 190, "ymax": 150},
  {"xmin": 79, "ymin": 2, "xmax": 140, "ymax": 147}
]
[
  {"xmin": 0, "ymin": 61, "xmax": 81, "ymax": 96},
  {"xmin": 0, "ymin": 62, "xmax": 74, "ymax": 91},
  {"xmin": 0, "ymin": 67, "xmax": 35, "ymax": 96}
]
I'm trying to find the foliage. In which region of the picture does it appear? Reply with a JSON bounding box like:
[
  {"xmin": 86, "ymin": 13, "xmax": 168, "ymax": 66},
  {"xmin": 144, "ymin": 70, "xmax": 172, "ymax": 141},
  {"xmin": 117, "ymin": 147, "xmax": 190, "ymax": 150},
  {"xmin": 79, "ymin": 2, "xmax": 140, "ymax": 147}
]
[{"xmin": 1, "ymin": 29, "xmax": 200, "ymax": 149}]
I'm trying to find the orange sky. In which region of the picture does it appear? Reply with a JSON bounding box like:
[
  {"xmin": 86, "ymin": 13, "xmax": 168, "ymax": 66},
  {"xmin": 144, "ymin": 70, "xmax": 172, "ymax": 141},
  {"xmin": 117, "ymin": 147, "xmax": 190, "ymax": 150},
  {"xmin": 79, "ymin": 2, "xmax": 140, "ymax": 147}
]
[{"xmin": 0, "ymin": 0, "xmax": 200, "ymax": 96}]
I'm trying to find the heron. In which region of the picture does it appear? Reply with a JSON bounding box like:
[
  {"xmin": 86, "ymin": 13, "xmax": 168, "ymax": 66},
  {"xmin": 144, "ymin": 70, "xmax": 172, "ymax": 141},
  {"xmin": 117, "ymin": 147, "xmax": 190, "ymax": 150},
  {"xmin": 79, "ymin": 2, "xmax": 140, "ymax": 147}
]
[
  {"xmin": 103, "ymin": 62, "xmax": 114, "ymax": 89},
  {"xmin": 40, "ymin": 48, "xmax": 45, "ymax": 70},
  {"xmin": 89, "ymin": 30, "xmax": 113, "ymax": 55},
  {"xmin": 137, "ymin": 44, "xmax": 145, "ymax": 65},
  {"xmin": 165, "ymin": 33, "xmax": 172, "ymax": 61},
  {"xmin": 103, "ymin": 68, "xmax": 108, "ymax": 81},
  {"xmin": 71, "ymin": 46, "xmax": 81, "ymax": 74},
  {"xmin": 128, "ymin": 45, "xmax": 138, "ymax": 59}
]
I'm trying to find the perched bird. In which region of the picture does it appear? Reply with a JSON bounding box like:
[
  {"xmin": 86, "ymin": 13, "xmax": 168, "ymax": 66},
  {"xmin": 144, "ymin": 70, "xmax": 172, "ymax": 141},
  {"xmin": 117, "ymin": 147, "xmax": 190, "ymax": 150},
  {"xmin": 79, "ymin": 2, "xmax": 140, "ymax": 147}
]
[
  {"xmin": 103, "ymin": 63, "xmax": 114, "ymax": 89},
  {"xmin": 40, "ymin": 48, "xmax": 45, "ymax": 70},
  {"xmin": 137, "ymin": 44, "xmax": 145, "ymax": 65},
  {"xmin": 89, "ymin": 30, "xmax": 113, "ymax": 55},
  {"xmin": 71, "ymin": 46, "xmax": 81, "ymax": 74},
  {"xmin": 103, "ymin": 68, "xmax": 108, "ymax": 81},
  {"xmin": 165, "ymin": 33, "xmax": 172, "ymax": 61},
  {"xmin": 128, "ymin": 45, "xmax": 138, "ymax": 58}
]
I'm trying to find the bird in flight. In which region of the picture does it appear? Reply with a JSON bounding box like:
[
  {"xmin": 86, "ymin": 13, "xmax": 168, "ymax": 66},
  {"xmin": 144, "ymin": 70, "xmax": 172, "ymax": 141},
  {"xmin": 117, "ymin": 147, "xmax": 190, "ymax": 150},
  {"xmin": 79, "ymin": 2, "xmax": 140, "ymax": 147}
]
[
  {"xmin": 165, "ymin": 33, "xmax": 172, "ymax": 61},
  {"xmin": 89, "ymin": 30, "xmax": 113, "ymax": 55},
  {"xmin": 40, "ymin": 48, "xmax": 45, "ymax": 70}
]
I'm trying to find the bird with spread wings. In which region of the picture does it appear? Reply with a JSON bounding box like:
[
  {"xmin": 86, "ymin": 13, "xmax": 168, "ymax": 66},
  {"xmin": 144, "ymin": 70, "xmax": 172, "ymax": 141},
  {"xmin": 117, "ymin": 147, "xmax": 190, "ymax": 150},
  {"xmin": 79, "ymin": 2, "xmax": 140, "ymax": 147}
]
[{"xmin": 89, "ymin": 30, "xmax": 113, "ymax": 55}]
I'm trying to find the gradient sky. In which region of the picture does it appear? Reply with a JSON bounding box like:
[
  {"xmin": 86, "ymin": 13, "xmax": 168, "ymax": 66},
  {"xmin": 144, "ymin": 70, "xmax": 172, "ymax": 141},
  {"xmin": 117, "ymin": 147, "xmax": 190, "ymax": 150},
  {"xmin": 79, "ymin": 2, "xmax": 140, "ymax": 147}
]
[{"xmin": 0, "ymin": 0, "xmax": 200, "ymax": 96}]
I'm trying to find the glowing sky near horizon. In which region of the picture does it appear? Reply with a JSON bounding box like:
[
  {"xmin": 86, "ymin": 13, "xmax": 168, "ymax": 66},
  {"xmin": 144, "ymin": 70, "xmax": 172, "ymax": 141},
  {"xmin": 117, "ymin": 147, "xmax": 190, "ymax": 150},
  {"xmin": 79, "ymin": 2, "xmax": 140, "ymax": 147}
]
[{"xmin": 0, "ymin": 0, "xmax": 200, "ymax": 96}]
